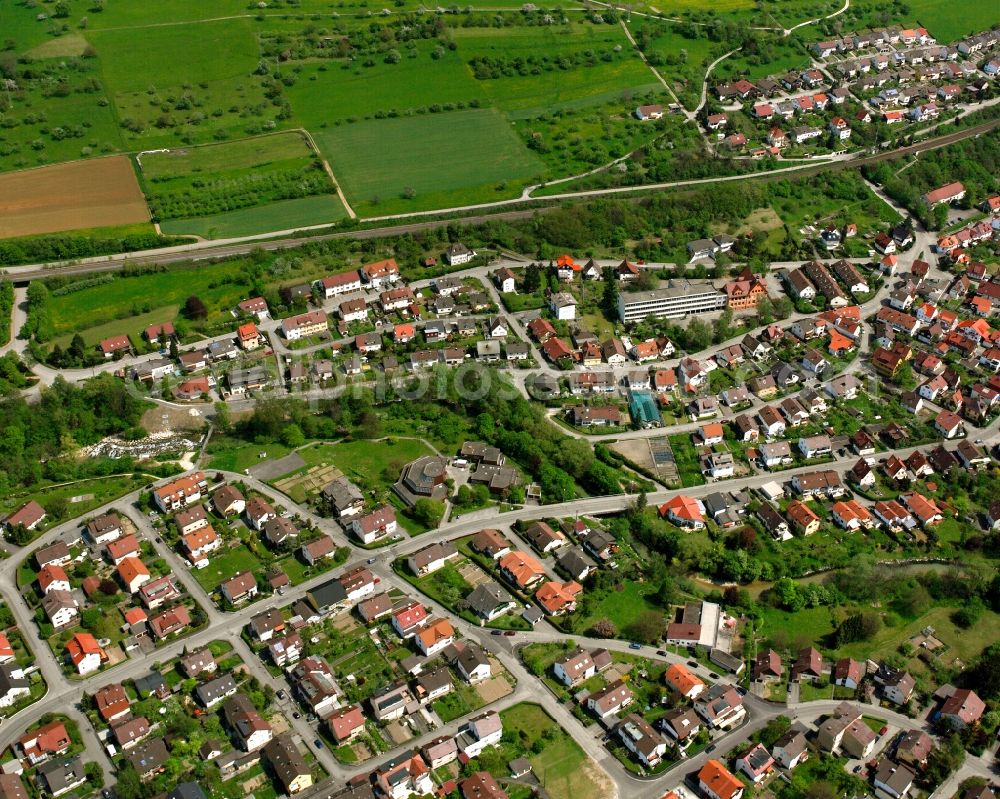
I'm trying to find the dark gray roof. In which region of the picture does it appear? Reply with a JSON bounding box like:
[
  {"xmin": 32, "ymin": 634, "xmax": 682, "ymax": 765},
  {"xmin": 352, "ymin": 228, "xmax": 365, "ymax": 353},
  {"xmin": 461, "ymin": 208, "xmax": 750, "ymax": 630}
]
[
  {"xmin": 309, "ymin": 578, "xmax": 347, "ymax": 610},
  {"xmin": 169, "ymin": 784, "xmax": 208, "ymax": 799},
  {"xmin": 555, "ymin": 548, "xmax": 591, "ymax": 578},
  {"xmin": 195, "ymin": 674, "xmax": 237, "ymax": 706},
  {"xmin": 134, "ymin": 671, "xmax": 166, "ymax": 697}
]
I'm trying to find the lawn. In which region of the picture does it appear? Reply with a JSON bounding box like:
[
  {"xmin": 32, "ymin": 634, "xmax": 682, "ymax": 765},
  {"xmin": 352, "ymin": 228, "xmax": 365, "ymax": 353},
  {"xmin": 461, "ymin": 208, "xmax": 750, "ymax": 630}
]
[
  {"xmin": 158, "ymin": 195, "xmax": 348, "ymax": 238},
  {"xmin": 50, "ymin": 306, "xmax": 178, "ymax": 350},
  {"xmin": 314, "ymin": 109, "xmax": 544, "ymax": 215},
  {"xmin": 626, "ymin": 21, "xmax": 716, "ymax": 107},
  {"xmin": 45, "ymin": 260, "xmax": 251, "ymax": 336},
  {"xmin": 192, "ymin": 544, "xmax": 263, "ymax": 592},
  {"xmin": 278, "ymin": 439, "xmax": 436, "ymax": 497},
  {"xmin": 760, "ymin": 600, "xmax": 1000, "ymax": 670},
  {"xmin": 89, "ymin": 19, "xmax": 276, "ymax": 150},
  {"xmin": 499, "ymin": 704, "xmax": 611, "ymax": 799},
  {"xmin": 1, "ymin": 474, "xmax": 150, "ymax": 534},
  {"xmin": 570, "ymin": 580, "xmax": 666, "ymax": 639},
  {"xmin": 433, "ymin": 679, "xmax": 489, "ymax": 723},
  {"xmin": 206, "ymin": 441, "xmax": 293, "ymax": 473},
  {"xmin": 0, "ymin": 65, "xmax": 126, "ymax": 173}
]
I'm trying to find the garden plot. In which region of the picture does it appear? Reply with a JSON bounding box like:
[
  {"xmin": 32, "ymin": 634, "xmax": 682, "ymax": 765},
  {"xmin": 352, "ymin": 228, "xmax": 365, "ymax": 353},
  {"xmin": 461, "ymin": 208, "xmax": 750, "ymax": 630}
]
[{"xmin": 273, "ymin": 464, "xmax": 344, "ymax": 501}]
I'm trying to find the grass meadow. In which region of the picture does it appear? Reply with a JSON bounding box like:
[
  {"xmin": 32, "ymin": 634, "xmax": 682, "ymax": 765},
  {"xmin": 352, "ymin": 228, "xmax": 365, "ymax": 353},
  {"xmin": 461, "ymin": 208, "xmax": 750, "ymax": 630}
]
[
  {"xmin": 45, "ymin": 261, "xmax": 251, "ymax": 336},
  {"xmin": 90, "ymin": 19, "xmax": 259, "ymax": 95},
  {"xmin": 316, "ymin": 109, "xmax": 545, "ymax": 214},
  {"xmin": 273, "ymin": 439, "xmax": 436, "ymax": 497},
  {"xmin": 159, "ymin": 195, "xmax": 348, "ymax": 238},
  {"xmin": 453, "ymin": 24, "xmax": 655, "ymax": 113},
  {"xmin": 284, "ymin": 45, "xmax": 488, "ymax": 125}
]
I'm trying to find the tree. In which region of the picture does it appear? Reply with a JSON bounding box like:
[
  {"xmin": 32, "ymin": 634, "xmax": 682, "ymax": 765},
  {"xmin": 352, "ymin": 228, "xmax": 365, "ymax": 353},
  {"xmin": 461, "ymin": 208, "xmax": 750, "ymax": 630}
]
[
  {"xmin": 183, "ymin": 295, "xmax": 207, "ymax": 320},
  {"xmin": 281, "ymin": 423, "xmax": 305, "ymax": 447},
  {"xmin": 601, "ymin": 267, "xmax": 619, "ymax": 317},
  {"xmin": 113, "ymin": 764, "xmax": 143, "ymax": 799},
  {"xmin": 834, "ymin": 611, "xmax": 880, "ymax": 645},
  {"xmin": 626, "ymin": 610, "xmax": 665, "ymax": 644},
  {"xmin": 758, "ymin": 715, "xmax": 792, "ymax": 748},
  {"xmin": 771, "ymin": 577, "xmax": 803, "ymax": 611},
  {"xmin": 933, "ymin": 203, "xmax": 949, "ymax": 230},
  {"xmin": 969, "ymin": 642, "xmax": 1000, "ymax": 700},
  {"xmin": 523, "ymin": 262, "xmax": 542, "ymax": 293},
  {"xmin": 806, "ymin": 782, "xmax": 837, "ymax": 799},
  {"xmin": 411, "ymin": 499, "xmax": 445, "ymax": 529},
  {"xmin": 952, "ymin": 597, "xmax": 985, "ymax": 629},
  {"xmin": 685, "ymin": 316, "xmax": 712, "ymax": 351},
  {"xmin": 589, "ymin": 618, "xmax": 618, "ymax": 638},
  {"xmin": 925, "ymin": 733, "xmax": 965, "ymax": 786},
  {"xmin": 213, "ymin": 401, "xmax": 231, "ymax": 434},
  {"xmin": 84, "ymin": 762, "xmax": 104, "ymax": 789}
]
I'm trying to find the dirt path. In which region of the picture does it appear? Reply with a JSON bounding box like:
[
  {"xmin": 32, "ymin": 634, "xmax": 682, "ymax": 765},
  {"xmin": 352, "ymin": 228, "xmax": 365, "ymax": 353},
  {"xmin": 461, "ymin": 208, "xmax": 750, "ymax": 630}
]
[{"xmin": 299, "ymin": 128, "xmax": 357, "ymax": 220}]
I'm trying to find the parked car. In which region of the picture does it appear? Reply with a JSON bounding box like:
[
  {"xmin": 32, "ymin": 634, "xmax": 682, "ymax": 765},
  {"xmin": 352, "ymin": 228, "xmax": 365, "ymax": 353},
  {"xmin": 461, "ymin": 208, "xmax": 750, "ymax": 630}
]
[{"xmin": 629, "ymin": 642, "xmax": 642, "ymax": 650}]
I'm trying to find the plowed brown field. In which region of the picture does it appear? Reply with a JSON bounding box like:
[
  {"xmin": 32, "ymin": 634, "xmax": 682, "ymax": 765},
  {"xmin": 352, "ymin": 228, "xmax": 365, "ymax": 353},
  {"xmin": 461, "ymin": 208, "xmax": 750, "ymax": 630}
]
[{"xmin": 0, "ymin": 156, "xmax": 149, "ymax": 239}]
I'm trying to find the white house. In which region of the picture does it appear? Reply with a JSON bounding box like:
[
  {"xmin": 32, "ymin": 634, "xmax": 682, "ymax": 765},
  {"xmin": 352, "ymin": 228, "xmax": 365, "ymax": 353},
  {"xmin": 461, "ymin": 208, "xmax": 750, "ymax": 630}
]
[{"xmin": 549, "ymin": 292, "xmax": 577, "ymax": 321}]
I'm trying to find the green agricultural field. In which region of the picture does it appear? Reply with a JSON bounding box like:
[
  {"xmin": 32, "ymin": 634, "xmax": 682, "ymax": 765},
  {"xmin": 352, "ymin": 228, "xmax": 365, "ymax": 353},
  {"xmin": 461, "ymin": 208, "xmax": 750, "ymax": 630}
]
[
  {"xmin": 454, "ymin": 24, "xmax": 656, "ymax": 114},
  {"xmin": 316, "ymin": 109, "xmax": 544, "ymax": 214},
  {"xmin": 283, "ymin": 45, "xmax": 488, "ymax": 126},
  {"xmin": 90, "ymin": 19, "xmax": 258, "ymax": 95},
  {"xmin": 139, "ymin": 133, "xmax": 312, "ymax": 180},
  {"xmin": 906, "ymin": 0, "xmax": 1000, "ymax": 41},
  {"xmin": 842, "ymin": 0, "xmax": 1000, "ymax": 43},
  {"xmin": 138, "ymin": 132, "xmax": 336, "ymax": 221},
  {"xmin": 159, "ymin": 195, "xmax": 348, "ymax": 238}
]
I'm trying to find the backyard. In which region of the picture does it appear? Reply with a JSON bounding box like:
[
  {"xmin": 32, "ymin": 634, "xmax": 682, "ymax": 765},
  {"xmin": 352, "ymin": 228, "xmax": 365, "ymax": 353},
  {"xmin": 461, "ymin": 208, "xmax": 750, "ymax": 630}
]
[{"xmin": 495, "ymin": 703, "xmax": 614, "ymax": 799}]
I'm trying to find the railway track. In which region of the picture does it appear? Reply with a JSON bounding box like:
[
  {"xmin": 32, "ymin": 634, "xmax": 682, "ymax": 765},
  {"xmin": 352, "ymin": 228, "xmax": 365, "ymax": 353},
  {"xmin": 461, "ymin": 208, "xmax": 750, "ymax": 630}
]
[{"xmin": 5, "ymin": 116, "xmax": 998, "ymax": 284}]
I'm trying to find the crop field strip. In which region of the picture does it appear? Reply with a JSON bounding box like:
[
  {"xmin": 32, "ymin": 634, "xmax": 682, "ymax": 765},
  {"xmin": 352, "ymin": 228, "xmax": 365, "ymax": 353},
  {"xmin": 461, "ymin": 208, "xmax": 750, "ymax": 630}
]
[
  {"xmin": 0, "ymin": 156, "xmax": 149, "ymax": 239},
  {"xmin": 137, "ymin": 131, "xmax": 339, "ymax": 222}
]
